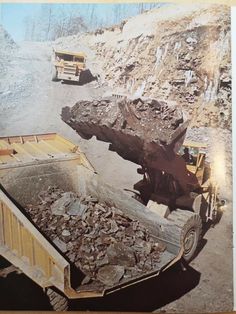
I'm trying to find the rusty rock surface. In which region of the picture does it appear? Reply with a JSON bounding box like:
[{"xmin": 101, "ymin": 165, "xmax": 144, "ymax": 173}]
[
  {"xmin": 61, "ymin": 96, "xmax": 188, "ymax": 166},
  {"xmin": 61, "ymin": 96, "xmax": 198, "ymax": 193},
  {"xmin": 97, "ymin": 265, "xmax": 125, "ymax": 286},
  {"xmin": 107, "ymin": 243, "xmax": 136, "ymax": 267}
]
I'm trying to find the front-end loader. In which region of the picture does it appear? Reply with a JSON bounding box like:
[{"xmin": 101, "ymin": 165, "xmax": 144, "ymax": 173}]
[{"xmin": 61, "ymin": 95, "xmax": 220, "ymax": 262}]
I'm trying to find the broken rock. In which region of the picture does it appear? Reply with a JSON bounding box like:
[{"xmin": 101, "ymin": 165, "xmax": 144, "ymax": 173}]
[
  {"xmin": 81, "ymin": 275, "xmax": 92, "ymax": 285},
  {"xmin": 97, "ymin": 265, "xmax": 125, "ymax": 286},
  {"xmin": 67, "ymin": 199, "xmax": 88, "ymax": 216},
  {"xmin": 95, "ymin": 255, "xmax": 109, "ymax": 268},
  {"xmin": 50, "ymin": 192, "xmax": 75, "ymax": 215},
  {"xmin": 62, "ymin": 229, "xmax": 71, "ymax": 237},
  {"xmin": 53, "ymin": 237, "xmax": 67, "ymax": 253},
  {"xmin": 107, "ymin": 243, "xmax": 136, "ymax": 267},
  {"xmin": 25, "ymin": 186, "xmax": 166, "ymax": 289}
]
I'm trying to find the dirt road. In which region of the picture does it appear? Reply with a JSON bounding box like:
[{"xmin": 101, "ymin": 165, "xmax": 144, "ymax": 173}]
[
  {"xmin": 0, "ymin": 41, "xmax": 233, "ymax": 312},
  {"xmin": 0, "ymin": 41, "xmax": 140, "ymax": 189}
]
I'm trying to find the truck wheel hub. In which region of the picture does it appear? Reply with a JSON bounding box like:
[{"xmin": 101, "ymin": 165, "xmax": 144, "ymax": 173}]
[{"xmin": 184, "ymin": 228, "xmax": 196, "ymax": 256}]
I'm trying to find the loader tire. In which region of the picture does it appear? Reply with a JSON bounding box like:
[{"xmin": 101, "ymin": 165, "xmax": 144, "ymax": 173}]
[
  {"xmin": 46, "ymin": 287, "xmax": 68, "ymax": 311},
  {"xmin": 167, "ymin": 209, "xmax": 202, "ymax": 262},
  {"xmin": 51, "ymin": 67, "xmax": 58, "ymax": 81}
]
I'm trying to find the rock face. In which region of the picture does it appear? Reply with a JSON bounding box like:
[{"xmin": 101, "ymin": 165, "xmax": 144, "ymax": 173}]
[
  {"xmin": 99, "ymin": 5, "xmax": 231, "ymax": 129},
  {"xmin": 25, "ymin": 186, "xmax": 166, "ymax": 289},
  {"xmin": 60, "ymin": 4, "xmax": 230, "ymax": 129}
]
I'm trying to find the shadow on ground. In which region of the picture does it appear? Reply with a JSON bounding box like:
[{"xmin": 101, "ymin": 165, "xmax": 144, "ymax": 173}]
[
  {"xmin": 60, "ymin": 69, "xmax": 98, "ymax": 86},
  {"xmin": 0, "ymin": 258, "xmax": 200, "ymax": 311},
  {"xmin": 0, "ymin": 257, "xmax": 50, "ymax": 310},
  {"xmin": 71, "ymin": 262, "xmax": 201, "ymax": 311}
]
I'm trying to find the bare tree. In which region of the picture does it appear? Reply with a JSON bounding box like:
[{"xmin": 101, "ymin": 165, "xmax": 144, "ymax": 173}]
[
  {"xmin": 30, "ymin": 19, "xmax": 36, "ymax": 41},
  {"xmin": 138, "ymin": 3, "xmax": 145, "ymax": 14},
  {"xmin": 22, "ymin": 3, "xmax": 163, "ymax": 41},
  {"xmin": 45, "ymin": 5, "xmax": 53, "ymax": 40},
  {"xmin": 89, "ymin": 4, "xmax": 95, "ymax": 26},
  {"xmin": 113, "ymin": 4, "xmax": 122, "ymax": 24},
  {"xmin": 23, "ymin": 17, "xmax": 30, "ymax": 40}
]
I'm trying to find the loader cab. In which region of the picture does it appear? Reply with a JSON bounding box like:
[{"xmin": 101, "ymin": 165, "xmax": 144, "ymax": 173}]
[{"xmin": 180, "ymin": 141, "xmax": 207, "ymax": 185}]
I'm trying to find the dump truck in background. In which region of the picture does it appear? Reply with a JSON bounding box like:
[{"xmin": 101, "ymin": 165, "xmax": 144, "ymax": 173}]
[
  {"xmin": 51, "ymin": 49, "xmax": 86, "ymax": 82},
  {"xmin": 0, "ymin": 133, "xmax": 189, "ymax": 311}
]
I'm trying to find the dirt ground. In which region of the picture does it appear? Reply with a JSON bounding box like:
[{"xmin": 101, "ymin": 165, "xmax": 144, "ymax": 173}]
[{"xmin": 0, "ymin": 41, "xmax": 233, "ymax": 312}]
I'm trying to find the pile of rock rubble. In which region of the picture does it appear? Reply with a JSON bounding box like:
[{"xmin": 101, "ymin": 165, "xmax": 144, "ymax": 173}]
[
  {"xmin": 62, "ymin": 96, "xmax": 187, "ymax": 167},
  {"xmin": 25, "ymin": 186, "xmax": 166, "ymax": 288}
]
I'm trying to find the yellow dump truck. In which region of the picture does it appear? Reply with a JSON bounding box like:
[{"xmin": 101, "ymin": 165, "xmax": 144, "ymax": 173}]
[
  {"xmin": 0, "ymin": 133, "xmax": 186, "ymax": 311},
  {"xmin": 51, "ymin": 50, "xmax": 86, "ymax": 82}
]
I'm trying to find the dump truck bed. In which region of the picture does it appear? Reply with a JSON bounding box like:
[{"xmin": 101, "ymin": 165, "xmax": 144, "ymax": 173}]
[{"xmin": 0, "ymin": 133, "xmax": 182, "ymax": 299}]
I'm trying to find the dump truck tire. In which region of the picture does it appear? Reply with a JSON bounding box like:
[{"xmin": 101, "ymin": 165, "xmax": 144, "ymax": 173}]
[
  {"xmin": 167, "ymin": 209, "xmax": 202, "ymax": 262},
  {"xmin": 46, "ymin": 287, "xmax": 68, "ymax": 311},
  {"xmin": 51, "ymin": 67, "xmax": 58, "ymax": 81}
]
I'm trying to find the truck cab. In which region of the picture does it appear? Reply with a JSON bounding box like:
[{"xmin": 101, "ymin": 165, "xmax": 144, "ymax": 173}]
[{"xmin": 52, "ymin": 50, "xmax": 86, "ymax": 82}]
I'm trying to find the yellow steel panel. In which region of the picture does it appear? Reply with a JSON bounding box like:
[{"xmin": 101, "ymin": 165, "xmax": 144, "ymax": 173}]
[
  {"xmin": 33, "ymin": 241, "xmax": 48, "ymax": 276},
  {"xmin": 22, "ymin": 142, "xmax": 42, "ymax": 156},
  {"xmin": 0, "ymin": 133, "xmax": 85, "ymax": 168},
  {"xmin": 55, "ymin": 50, "xmax": 86, "ymax": 58},
  {"xmin": 47, "ymin": 140, "xmax": 72, "ymax": 155},
  {"xmin": 7, "ymin": 136, "xmax": 22, "ymax": 144},
  {"xmin": 0, "ymin": 140, "xmax": 9, "ymax": 149},
  {"xmin": 0, "ymin": 190, "xmax": 69, "ymax": 293},
  {"xmin": 40, "ymin": 140, "xmax": 65, "ymax": 154},
  {"xmin": 11, "ymin": 214, "xmax": 19, "ymax": 252},
  {"xmin": 14, "ymin": 143, "xmax": 38, "ymax": 158},
  {"xmin": 36, "ymin": 141, "xmax": 57, "ymax": 157},
  {"xmin": 36, "ymin": 133, "xmax": 56, "ymax": 141},
  {"xmin": 45, "ymin": 256, "xmax": 52, "ymax": 277},
  {"xmin": 0, "ymin": 133, "xmax": 56, "ymax": 144},
  {"xmin": 26, "ymin": 142, "xmax": 52, "ymax": 158},
  {"xmin": 21, "ymin": 228, "xmax": 34, "ymax": 266},
  {"xmin": 0, "ymin": 154, "xmax": 20, "ymax": 164},
  {"xmin": 37, "ymin": 141, "xmax": 56, "ymax": 155},
  {"xmin": 55, "ymin": 134, "xmax": 76, "ymax": 150},
  {"xmin": 21, "ymin": 135, "xmax": 36, "ymax": 143},
  {"xmin": 17, "ymin": 220, "xmax": 24, "ymax": 256},
  {"xmin": 0, "ymin": 202, "xmax": 5, "ymax": 245},
  {"xmin": 46, "ymin": 257, "xmax": 53, "ymax": 278},
  {"xmin": 183, "ymin": 140, "xmax": 207, "ymax": 149},
  {"xmin": 186, "ymin": 164, "xmax": 197, "ymax": 174},
  {"xmin": 3, "ymin": 205, "xmax": 13, "ymax": 249},
  {"xmin": 33, "ymin": 240, "xmax": 53, "ymax": 278},
  {"xmin": 11, "ymin": 143, "xmax": 36, "ymax": 160}
]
